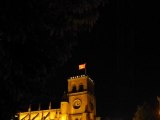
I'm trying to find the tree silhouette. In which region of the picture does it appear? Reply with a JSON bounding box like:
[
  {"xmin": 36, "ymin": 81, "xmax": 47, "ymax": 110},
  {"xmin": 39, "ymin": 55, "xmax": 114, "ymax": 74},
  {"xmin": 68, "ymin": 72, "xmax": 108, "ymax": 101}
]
[{"xmin": 132, "ymin": 102, "xmax": 156, "ymax": 120}]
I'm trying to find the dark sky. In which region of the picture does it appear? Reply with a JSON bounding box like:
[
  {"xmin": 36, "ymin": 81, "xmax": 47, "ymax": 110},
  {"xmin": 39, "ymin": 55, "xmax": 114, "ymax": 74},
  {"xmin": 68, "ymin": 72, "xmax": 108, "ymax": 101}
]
[
  {"xmin": 1, "ymin": 0, "xmax": 160, "ymax": 119},
  {"xmin": 55, "ymin": 1, "xmax": 160, "ymax": 119}
]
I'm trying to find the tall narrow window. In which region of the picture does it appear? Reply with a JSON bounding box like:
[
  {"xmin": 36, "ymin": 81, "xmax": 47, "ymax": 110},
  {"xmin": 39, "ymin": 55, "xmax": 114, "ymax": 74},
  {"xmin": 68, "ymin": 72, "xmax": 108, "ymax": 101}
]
[
  {"xmin": 79, "ymin": 84, "xmax": 84, "ymax": 92},
  {"xmin": 72, "ymin": 85, "xmax": 77, "ymax": 92}
]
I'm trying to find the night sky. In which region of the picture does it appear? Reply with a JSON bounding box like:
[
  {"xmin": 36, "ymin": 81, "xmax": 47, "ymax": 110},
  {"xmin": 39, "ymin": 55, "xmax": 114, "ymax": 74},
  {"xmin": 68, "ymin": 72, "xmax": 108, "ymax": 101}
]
[
  {"xmin": 0, "ymin": 0, "xmax": 160, "ymax": 120},
  {"xmin": 56, "ymin": 1, "xmax": 160, "ymax": 119}
]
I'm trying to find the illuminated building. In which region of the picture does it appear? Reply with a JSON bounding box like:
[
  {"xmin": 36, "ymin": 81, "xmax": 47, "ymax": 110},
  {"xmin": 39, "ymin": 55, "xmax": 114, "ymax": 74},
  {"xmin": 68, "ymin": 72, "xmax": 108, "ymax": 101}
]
[{"xmin": 18, "ymin": 75, "xmax": 96, "ymax": 120}]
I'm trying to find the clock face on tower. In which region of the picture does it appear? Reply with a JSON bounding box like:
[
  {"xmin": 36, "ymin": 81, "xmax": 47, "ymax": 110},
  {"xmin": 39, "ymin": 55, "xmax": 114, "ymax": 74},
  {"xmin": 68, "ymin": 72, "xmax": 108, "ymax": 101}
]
[{"xmin": 73, "ymin": 99, "xmax": 82, "ymax": 109}]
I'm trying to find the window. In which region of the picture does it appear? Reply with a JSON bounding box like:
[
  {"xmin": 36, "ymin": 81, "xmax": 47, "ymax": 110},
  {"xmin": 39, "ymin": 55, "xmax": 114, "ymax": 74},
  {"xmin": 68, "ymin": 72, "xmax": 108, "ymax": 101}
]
[
  {"xmin": 72, "ymin": 85, "xmax": 77, "ymax": 92},
  {"xmin": 79, "ymin": 84, "xmax": 84, "ymax": 92}
]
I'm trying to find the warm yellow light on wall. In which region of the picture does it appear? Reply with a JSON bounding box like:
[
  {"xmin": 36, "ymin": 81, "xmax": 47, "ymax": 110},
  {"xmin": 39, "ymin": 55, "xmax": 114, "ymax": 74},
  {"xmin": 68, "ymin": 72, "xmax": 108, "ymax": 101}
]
[{"xmin": 61, "ymin": 114, "xmax": 67, "ymax": 120}]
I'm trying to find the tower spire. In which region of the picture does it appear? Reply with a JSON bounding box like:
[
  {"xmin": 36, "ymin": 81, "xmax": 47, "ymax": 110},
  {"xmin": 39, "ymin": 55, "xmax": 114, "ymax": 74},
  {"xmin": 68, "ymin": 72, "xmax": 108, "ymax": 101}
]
[{"xmin": 49, "ymin": 102, "xmax": 51, "ymax": 109}]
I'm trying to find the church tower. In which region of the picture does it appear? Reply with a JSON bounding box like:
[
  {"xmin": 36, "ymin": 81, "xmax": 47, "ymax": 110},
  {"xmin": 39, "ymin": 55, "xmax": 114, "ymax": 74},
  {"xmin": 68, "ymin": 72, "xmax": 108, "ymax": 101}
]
[
  {"xmin": 67, "ymin": 75, "xmax": 96, "ymax": 120},
  {"xmin": 17, "ymin": 74, "xmax": 97, "ymax": 120}
]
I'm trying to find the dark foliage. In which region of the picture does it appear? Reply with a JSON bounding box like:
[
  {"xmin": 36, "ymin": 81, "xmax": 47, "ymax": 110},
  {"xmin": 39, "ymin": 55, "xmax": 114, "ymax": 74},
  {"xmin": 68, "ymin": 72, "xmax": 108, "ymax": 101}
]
[{"xmin": 132, "ymin": 102, "xmax": 156, "ymax": 120}]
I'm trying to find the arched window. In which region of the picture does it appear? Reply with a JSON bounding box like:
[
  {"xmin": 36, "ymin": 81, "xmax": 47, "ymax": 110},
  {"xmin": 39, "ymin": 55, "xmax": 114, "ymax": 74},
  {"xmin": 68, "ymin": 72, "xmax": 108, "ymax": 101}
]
[
  {"xmin": 72, "ymin": 85, "xmax": 77, "ymax": 92},
  {"xmin": 79, "ymin": 84, "xmax": 84, "ymax": 92}
]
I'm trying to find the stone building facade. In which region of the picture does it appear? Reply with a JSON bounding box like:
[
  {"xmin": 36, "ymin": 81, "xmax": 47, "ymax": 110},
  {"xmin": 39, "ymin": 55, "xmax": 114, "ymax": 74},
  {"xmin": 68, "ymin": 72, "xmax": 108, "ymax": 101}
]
[{"xmin": 18, "ymin": 75, "xmax": 96, "ymax": 120}]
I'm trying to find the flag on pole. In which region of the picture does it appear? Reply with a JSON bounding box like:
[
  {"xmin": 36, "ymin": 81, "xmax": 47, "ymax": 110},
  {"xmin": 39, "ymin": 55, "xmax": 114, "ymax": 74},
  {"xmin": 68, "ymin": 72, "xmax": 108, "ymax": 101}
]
[
  {"xmin": 79, "ymin": 63, "xmax": 86, "ymax": 70},
  {"xmin": 79, "ymin": 63, "xmax": 87, "ymax": 75}
]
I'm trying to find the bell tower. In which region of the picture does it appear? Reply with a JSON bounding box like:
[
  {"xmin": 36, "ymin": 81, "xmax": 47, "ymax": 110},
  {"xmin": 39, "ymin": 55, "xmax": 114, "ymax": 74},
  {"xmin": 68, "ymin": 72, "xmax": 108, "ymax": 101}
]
[{"xmin": 67, "ymin": 75, "xmax": 96, "ymax": 120}]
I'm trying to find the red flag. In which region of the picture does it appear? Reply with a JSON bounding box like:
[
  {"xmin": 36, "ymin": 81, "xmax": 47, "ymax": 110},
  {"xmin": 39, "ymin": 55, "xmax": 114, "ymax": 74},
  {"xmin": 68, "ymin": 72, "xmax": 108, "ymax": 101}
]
[{"xmin": 79, "ymin": 63, "xmax": 86, "ymax": 70}]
